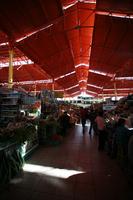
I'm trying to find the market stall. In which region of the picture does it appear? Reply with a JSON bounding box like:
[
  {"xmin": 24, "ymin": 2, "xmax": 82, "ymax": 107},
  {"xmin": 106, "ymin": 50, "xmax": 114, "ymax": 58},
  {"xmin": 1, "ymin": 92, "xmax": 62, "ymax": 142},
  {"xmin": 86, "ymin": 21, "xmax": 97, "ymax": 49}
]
[
  {"xmin": 0, "ymin": 121, "xmax": 38, "ymax": 185},
  {"xmin": 0, "ymin": 87, "xmax": 40, "ymax": 185}
]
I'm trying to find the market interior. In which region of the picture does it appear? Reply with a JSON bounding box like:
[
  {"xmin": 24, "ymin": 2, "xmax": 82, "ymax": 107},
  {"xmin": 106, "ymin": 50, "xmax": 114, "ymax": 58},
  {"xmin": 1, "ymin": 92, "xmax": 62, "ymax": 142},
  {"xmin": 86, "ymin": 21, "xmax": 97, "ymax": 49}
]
[{"xmin": 0, "ymin": 1, "xmax": 133, "ymax": 200}]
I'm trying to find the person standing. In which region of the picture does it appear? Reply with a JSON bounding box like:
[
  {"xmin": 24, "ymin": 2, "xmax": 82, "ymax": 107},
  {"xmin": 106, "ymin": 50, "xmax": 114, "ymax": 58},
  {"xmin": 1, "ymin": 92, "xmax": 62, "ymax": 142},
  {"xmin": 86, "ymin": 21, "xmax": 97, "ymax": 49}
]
[
  {"xmin": 115, "ymin": 118, "xmax": 130, "ymax": 168},
  {"xmin": 95, "ymin": 111, "xmax": 107, "ymax": 150},
  {"xmin": 80, "ymin": 107, "xmax": 87, "ymax": 134},
  {"xmin": 58, "ymin": 111, "xmax": 70, "ymax": 136},
  {"xmin": 88, "ymin": 109, "xmax": 97, "ymax": 135}
]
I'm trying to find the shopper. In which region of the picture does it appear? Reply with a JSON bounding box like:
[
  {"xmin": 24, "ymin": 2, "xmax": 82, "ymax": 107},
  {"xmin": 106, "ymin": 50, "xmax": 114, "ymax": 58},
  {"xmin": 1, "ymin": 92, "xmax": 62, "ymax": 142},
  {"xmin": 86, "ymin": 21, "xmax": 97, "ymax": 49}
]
[
  {"xmin": 95, "ymin": 111, "xmax": 107, "ymax": 150},
  {"xmin": 58, "ymin": 111, "xmax": 70, "ymax": 136},
  {"xmin": 115, "ymin": 118, "xmax": 130, "ymax": 168},
  {"xmin": 80, "ymin": 107, "xmax": 87, "ymax": 134},
  {"xmin": 88, "ymin": 108, "xmax": 97, "ymax": 135}
]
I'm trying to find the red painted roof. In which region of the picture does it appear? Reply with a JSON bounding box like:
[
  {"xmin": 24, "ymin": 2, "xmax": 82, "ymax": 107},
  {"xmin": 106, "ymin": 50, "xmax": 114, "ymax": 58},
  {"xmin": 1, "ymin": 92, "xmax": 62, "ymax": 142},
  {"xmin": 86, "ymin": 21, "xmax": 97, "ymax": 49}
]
[{"xmin": 0, "ymin": 0, "xmax": 132, "ymax": 97}]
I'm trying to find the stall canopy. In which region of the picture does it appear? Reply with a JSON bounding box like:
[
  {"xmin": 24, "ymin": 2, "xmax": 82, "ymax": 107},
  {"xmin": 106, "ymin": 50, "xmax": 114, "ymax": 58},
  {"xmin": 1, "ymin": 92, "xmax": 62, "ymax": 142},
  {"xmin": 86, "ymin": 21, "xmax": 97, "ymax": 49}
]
[{"xmin": 0, "ymin": 0, "xmax": 132, "ymax": 97}]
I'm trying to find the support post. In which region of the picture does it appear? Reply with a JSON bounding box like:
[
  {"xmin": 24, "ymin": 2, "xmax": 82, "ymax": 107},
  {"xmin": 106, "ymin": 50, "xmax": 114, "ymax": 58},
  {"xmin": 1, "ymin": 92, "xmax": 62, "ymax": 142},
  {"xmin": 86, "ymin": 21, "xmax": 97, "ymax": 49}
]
[
  {"xmin": 34, "ymin": 84, "xmax": 37, "ymax": 96},
  {"xmin": 114, "ymin": 81, "xmax": 117, "ymax": 101},
  {"xmin": 8, "ymin": 49, "xmax": 14, "ymax": 88},
  {"xmin": 52, "ymin": 78, "xmax": 55, "ymax": 91},
  {"xmin": 102, "ymin": 87, "xmax": 104, "ymax": 101}
]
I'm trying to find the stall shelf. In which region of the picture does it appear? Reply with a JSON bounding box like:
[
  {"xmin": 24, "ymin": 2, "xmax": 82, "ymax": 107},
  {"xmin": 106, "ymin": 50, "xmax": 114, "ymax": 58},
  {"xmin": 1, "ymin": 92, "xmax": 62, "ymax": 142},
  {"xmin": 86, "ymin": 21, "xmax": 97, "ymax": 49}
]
[{"xmin": 0, "ymin": 88, "xmax": 21, "ymax": 127}]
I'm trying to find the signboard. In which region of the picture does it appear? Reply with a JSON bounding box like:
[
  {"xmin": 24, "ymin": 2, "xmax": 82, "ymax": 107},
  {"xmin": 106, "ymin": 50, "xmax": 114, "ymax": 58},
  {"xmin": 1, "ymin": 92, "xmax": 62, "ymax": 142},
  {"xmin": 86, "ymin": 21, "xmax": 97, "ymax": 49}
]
[{"xmin": 103, "ymin": 104, "xmax": 116, "ymax": 111}]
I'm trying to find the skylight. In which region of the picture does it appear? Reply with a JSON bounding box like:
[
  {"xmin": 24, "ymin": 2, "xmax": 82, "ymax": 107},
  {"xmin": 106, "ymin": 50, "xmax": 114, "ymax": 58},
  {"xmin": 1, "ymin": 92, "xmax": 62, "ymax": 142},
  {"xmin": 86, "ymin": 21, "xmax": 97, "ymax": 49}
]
[
  {"xmin": 89, "ymin": 69, "xmax": 114, "ymax": 77},
  {"xmin": 103, "ymin": 88, "xmax": 133, "ymax": 91},
  {"xmin": 54, "ymin": 71, "xmax": 76, "ymax": 81},
  {"xmin": 16, "ymin": 24, "xmax": 53, "ymax": 43},
  {"xmin": 75, "ymin": 63, "xmax": 89, "ymax": 68},
  {"xmin": 2, "ymin": 79, "xmax": 53, "ymax": 85},
  {"xmin": 87, "ymin": 83, "xmax": 102, "ymax": 89},
  {"xmin": 99, "ymin": 93, "xmax": 129, "ymax": 96},
  {"xmin": 96, "ymin": 11, "xmax": 133, "ymax": 19},
  {"xmin": 0, "ymin": 42, "xmax": 9, "ymax": 46},
  {"xmin": 86, "ymin": 90, "xmax": 97, "ymax": 94},
  {"xmin": 62, "ymin": 0, "xmax": 96, "ymax": 10},
  {"xmin": 54, "ymin": 89, "xmax": 64, "ymax": 92},
  {"xmin": 65, "ymin": 84, "xmax": 79, "ymax": 91},
  {"xmin": 79, "ymin": 80, "xmax": 87, "ymax": 83},
  {"xmin": 115, "ymin": 77, "xmax": 133, "ymax": 80},
  {"xmin": 0, "ymin": 59, "xmax": 33, "ymax": 68},
  {"xmin": 70, "ymin": 91, "xmax": 80, "ymax": 96}
]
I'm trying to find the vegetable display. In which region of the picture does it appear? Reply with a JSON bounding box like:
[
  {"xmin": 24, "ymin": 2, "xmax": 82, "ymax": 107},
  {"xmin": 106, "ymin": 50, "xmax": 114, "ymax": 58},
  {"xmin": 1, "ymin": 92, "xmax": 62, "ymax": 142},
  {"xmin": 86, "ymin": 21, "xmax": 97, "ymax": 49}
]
[{"xmin": 0, "ymin": 123, "xmax": 37, "ymax": 185}]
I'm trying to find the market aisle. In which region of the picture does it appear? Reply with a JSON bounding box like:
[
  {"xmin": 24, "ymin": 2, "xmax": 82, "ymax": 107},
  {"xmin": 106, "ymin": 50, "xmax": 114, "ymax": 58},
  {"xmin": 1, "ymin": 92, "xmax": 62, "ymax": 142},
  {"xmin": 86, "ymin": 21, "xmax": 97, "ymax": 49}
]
[{"xmin": 1, "ymin": 124, "xmax": 132, "ymax": 200}]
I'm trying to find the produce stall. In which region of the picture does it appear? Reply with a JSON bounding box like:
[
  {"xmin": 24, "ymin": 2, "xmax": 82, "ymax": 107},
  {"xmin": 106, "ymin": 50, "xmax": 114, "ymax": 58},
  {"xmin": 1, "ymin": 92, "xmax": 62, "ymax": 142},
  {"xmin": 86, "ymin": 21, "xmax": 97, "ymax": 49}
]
[
  {"xmin": 40, "ymin": 89, "xmax": 58, "ymax": 119},
  {"xmin": 0, "ymin": 87, "xmax": 68, "ymax": 185},
  {"xmin": 38, "ymin": 116, "xmax": 63, "ymax": 146},
  {"xmin": 0, "ymin": 121, "xmax": 38, "ymax": 185}
]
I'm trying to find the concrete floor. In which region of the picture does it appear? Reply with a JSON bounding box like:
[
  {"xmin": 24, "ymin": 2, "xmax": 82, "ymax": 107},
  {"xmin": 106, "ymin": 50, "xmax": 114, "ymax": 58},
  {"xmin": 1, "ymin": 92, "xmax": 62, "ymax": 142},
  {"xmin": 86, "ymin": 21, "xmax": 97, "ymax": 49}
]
[{"xmin": 1, "ymin": 124, "xmax": 133, "ymax": 200}]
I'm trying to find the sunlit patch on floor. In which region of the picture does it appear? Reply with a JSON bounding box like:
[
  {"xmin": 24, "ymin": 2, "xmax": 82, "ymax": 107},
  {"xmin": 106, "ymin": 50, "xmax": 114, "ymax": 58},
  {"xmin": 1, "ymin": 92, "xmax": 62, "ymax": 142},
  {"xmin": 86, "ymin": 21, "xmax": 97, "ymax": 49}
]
[{"xmin": 23, "ymin": 164, "xmax": 85, "ymax": 179}]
